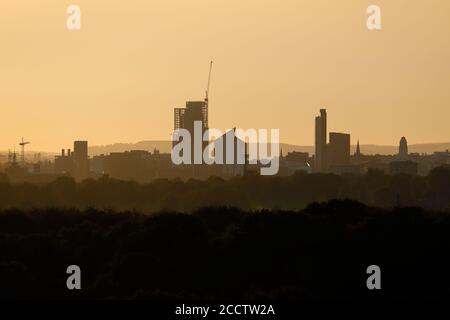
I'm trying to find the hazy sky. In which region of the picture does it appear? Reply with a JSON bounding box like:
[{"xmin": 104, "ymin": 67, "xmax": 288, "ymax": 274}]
[{"xmin": 1, "ymin": 0, "xmax": 449, "ymax": 151}]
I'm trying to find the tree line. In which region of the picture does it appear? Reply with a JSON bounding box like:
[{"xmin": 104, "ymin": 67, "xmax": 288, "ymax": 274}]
[
  {"xmin": 1, "ymin": 201, "xmax": 450, "ymax": 299},
  {"xmin": 1, "ymin": 166, "xmax": 450, "ymax": 211}
]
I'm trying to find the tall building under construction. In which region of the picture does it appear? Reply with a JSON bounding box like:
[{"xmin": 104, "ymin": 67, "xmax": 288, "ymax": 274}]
[
  {"xmin": 174, "ymin": 100, "xmax": 208, "ymax": 133},
  {"xmin": 173, "ymin": 101, "xmax": 209, "ymax": 167},
  {"xmin": 173, "ymin": 62, "xmax": 213, "ymax": 167}
]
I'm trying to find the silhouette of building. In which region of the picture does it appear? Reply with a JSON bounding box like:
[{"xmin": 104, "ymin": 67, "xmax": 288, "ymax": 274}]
[
  {"xmin": 328, "ymin": 132, "xmax": 357, "ymax": 174},
  {"xmin": 54, "ymin": 148, "xmax": 74, "ymax": 175},
  {"xmin": 90, "ymin": 154, "xmax": 106, "ymax": 175},
  {"xmin": 355, "ymin": 140, "xmax": 362, "ymax": 157},
  {"xmin": 174, "ymin": 101, "xmax": 209, "ymax": 166},
  {"xmin": 328, "ymin": 132, "xmax": 350, "ymax": 166},
  {"xmin": 315, "ymin": 109, "xmax": 327, "ymax": 172},
  {"xmin": 174, "ymin": 101, "xmax": 208, "ymax": 132},
  {"xmin": 278, "ymin": 151, "xmax": 312, "ymax": 175},
  {"xmin": 212, "ymin": 128, "xmax": 248, "ymax": 178},
  {"xmin": 73, "ymin": 141, "xmax": 89, "ymax": 180},
  {"xmin": 91, "ymin": 149, "xmax": 180, "ymax": 182},
  {"xmin": 107, "ymin": 150, "xmax": 147, "ymax": 179},
  {"xmin": 399, "ymin": 136, "xmax": 408, "ymax": 160},
  {"xmin": 54, "ymin": 141, "xmax": 90, "ymax": 181},
  {"xmin": 351, "ymin": 140, "xmax": 365, "ymax": 166},
  {"xmin": 103, "ymin": 150, "xmax": 155, "ymax": 181},
  {"xmin": 389, "ymin": 160, "xmax": 418, "ymax": 176},
  {"xmin": 173, "ymin": 61, "xmax": 212, "ymax": 164},
  {"xmin": 285, "ymin": 151, "xmax": 310, "ymax": 164}
]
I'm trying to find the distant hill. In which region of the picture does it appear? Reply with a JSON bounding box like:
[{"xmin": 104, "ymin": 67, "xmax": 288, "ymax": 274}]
[{"xmin": 88, "ymin": 141, "xmax": 450, "ymax": 156}]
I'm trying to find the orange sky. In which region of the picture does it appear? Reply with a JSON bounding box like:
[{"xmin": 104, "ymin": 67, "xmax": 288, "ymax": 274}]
[{"xmin": 1, "ymin": 0, "xmax": 449, "ymax": 151}]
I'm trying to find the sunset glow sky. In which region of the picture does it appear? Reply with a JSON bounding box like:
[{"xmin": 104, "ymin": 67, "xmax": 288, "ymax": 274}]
[{"xmin": 1, "ymin": 0, "xmax": 449, "ymax": 151}]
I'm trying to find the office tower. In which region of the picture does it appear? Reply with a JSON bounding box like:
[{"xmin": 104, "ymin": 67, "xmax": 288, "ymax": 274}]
[
  {"xmin": 315, "ymin": 109, "xmax": 327, "ymax": 172},
  {"xmin": 399, "ymin": 136, "xmax": 408, "ymax": 160},
  {"xmin": 328, "ymin": 132, "xmax": 351, "ymax": 166},
  {"xmin": 73, "ymin": 140, "xmax": 89, "ymax": 180}
]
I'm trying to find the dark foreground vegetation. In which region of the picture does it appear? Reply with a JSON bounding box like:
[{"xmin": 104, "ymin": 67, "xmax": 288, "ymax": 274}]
[
  {"xmin": 1, "ymin": 200, "xmax": 450, "ymax": 299},
  {"xmin": 0, "ymin": 166, "xmax": 450, "ymax": 212}
]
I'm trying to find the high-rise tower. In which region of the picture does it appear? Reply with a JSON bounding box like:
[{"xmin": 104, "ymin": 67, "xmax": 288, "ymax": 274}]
[
  {"xmin": 328, "ymin": 132, "xmax": 351, "ymax": 166},
  {"xmin": 173, "ymin": 62, "xmax": 213, "ymax": 165},
  {"xmin": 315, "ymin": 109, "xmax": 327, "ymax": 172}
]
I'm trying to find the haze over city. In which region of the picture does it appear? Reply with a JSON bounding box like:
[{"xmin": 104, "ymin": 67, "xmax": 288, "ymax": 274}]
[
  {"xmin": 3, "ymin": 1, "xmax": 450, "ymax": 307},
  {"xmin": 1, "ymin": 0, "xmax": 450, "ymax": 152}
]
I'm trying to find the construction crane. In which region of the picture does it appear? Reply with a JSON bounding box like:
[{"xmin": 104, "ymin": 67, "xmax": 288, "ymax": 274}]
[
  {"xmin": 205, "ymin": 60, "xmax": 214, "ymax": 103},
  {"xmin": 19, "ymin": 137, "xmax": 30, "ymax": 166},
  {"xmin": 203, "ymin": 60, "xmax": 214, "ymax": 128}
]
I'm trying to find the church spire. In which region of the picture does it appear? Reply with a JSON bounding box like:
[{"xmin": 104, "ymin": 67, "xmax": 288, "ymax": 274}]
[{"xmin": 355, "ymin": 140, "xmax": 361, "ymax": 156}]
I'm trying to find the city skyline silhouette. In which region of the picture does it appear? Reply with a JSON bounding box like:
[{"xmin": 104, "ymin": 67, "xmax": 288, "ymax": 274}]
[{"xmin": 2, "ymin": 1, "xmax": 450, "ymax": 307}]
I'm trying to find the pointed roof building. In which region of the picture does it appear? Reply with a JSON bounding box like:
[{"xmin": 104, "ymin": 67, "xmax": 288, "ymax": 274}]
[{"xmin": 355, "ymin": 140, "xmax": 361, "ymax": 157}]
